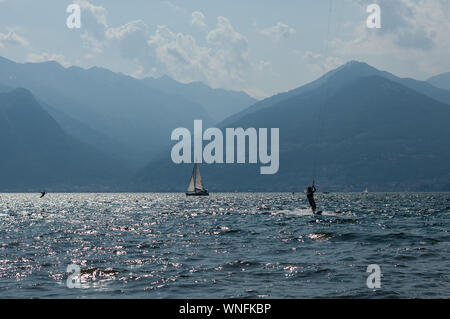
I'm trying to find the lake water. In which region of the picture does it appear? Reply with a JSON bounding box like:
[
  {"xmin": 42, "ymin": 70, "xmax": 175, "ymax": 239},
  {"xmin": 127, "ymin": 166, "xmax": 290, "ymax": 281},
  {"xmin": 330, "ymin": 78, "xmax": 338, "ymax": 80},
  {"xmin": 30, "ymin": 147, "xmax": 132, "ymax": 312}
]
[{"xmin": 0, "ymin": 193, "xmax": 448, "ymax": 298}]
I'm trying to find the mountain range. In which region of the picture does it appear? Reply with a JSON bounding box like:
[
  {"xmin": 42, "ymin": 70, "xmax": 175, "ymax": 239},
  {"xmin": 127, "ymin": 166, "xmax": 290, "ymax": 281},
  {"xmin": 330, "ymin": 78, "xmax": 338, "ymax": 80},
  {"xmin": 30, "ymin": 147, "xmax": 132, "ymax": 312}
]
[
  {"xmin": 428, "ymin": 72, "xmax": 450, "ymax": 91},
  {"xmin": 136, "ymin": 61, "xmax": 450, "ymax": 192},
  {"xmin": 0, "ymin": 57, "xmax": 449, "ymax": 191},
  {"xmin": 0, "ymin": 56, "xmax": 255, "ymax": 169},
  {"xmin": 142, "ymin": 75, "xmax": 256, "ymax": 123},
  {"xmin": 0, "ymin": 88, "xmax": 127, "ymax": 191},
  {"xmin": 222, "ymin": 61, "xmax": 450, "ymax": 126}
]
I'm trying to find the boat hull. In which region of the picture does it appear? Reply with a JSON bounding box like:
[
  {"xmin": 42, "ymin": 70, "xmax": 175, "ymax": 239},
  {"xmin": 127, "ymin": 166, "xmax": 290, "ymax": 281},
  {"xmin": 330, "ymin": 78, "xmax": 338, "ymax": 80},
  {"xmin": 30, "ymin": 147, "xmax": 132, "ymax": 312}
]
[{"xmin": 186, "ymin": 191, "xmax": 209, "ymax": 196}]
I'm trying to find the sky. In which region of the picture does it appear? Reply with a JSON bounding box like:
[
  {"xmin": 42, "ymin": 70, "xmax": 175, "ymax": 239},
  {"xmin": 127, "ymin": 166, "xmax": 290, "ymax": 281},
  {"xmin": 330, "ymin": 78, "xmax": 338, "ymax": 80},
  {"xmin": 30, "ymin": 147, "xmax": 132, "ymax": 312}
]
[{"xmin": 0, "ymin": 0, "xmax": 449, "ymax": 99}]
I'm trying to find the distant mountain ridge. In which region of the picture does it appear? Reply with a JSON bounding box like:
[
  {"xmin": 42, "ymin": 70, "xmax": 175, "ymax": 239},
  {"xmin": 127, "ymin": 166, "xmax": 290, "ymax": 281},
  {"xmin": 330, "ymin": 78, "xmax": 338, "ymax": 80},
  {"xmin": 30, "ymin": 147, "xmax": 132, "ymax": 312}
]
[
  {"xmin": 1, "ymin": 57, "xmax": 449, "ymax": 191},
  {"xmin": 37, "ymin": 99, "xmax": 132, "ymax": 167},
  {"xmin": 0, "ymin": 88, "xmax": 128, "ymax": 191},
  {"xmin": 428, "ymin": 72, "xmax": 450, "ymax": 91},
  {"xmin": 137, "ymin": 62, "xmax": 450, "ymax": 192},
  {"xmin": 0, "ymin": 57, "xmax": 215, "ymax": 167},
  {"xmin": 142, "ymin": 75, "xmax": 257, "ymax": 123},
  {"xmin": 0, "ymin": 56, "xmax": 254, "ymax": 170},
  {"xmin": 221, "ymin": 61, "xmax": 450, "ymax": 126},
  {"xmin": 0, "ymin": 56, "xmax": 256, "ymax": 169}
]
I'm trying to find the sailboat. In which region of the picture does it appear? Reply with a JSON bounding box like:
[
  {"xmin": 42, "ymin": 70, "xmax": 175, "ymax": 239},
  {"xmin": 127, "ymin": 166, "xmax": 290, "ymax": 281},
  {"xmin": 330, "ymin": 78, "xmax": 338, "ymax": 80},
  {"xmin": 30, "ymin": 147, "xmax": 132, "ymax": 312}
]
[
  {"xmin": 363, "ymin": 187, "xmax": 369, "ymax": 194},
  {"xmin": 186, "ymin": 163, "xmax": 209, "ymax": 196}
]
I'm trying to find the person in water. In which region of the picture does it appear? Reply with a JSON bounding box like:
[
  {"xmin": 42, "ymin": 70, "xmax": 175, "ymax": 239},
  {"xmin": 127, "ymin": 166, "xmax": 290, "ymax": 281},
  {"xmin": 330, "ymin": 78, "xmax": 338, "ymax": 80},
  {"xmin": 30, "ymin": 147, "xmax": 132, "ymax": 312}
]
[{"xmin": 306, "ymin": 184, "xmax": 317, "ymax": 213}]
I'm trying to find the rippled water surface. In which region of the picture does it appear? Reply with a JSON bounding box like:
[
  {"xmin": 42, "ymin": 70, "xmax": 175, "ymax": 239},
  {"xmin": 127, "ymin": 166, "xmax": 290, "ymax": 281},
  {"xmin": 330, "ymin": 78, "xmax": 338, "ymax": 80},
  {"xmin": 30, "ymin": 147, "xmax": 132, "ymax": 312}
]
[{"xmin": 0, "ymin": 193, "xmax": 448, "ymax": 298}]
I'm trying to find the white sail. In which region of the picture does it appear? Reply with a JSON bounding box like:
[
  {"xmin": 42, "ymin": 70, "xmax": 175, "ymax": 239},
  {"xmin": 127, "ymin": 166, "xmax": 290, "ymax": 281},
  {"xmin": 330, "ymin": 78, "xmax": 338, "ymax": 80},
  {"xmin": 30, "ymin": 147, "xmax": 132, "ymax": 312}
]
[
  {"xmin": 194, "ymin": 163, "xmax": 205, "ymax": 191},
  {"xmin": 186, "ymin": 163, "xmax": 208, "ymax": 195},
  {"xmin": 187, "ymin": 169, "xmax": 195, "ymax": 192}
]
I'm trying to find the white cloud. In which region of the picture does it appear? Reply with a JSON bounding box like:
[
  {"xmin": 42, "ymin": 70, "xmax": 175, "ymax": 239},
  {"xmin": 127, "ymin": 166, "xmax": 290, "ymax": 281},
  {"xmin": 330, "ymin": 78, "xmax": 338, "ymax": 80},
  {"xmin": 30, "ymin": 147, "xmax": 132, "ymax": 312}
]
[
  {"xmin": 190, "ymin": 11, "xmax": 207, "ymax": 29},
  {"xmin": 146, "ymin": 16, "xmax": 250, "ymax": 90},
  {"xmin": 207, "ymin": 17, "xmax": 247, "ymax": 47},
  {"xmin": 301, "ymin": 50, "xmax": 343, "ymax": 77},
  {"xmin": 261, "ymin": 22, "xmax": 295, "ymax": 41},
  {"xmin": 335, "ymin": 0, "xmax": 450, "ymax": 76},
  {"xmin": 74, "ymin": 0, "xmax": 108, "ymax": 52},
  {"xmin": 147, "ymin": 25, "xmax": 211, "ymax": 82},
  {"xmin": 206, "ymin": 16, "xmax": 249, "ymax": 69},
  {"xmin": 26, "ymin": 52, "xmax": 71, "ymax": 67},
  {"xmin": 76, "ymin": 0, "xmax": 108, "ymax": 30},
  {"xmin": 106, "ymin": 20, "xmax": 145, "ymax": 40},
  {"xmin": 106, "ymin": 20, "xmax": 149, "ymax": 61},
  {"xmin": 63, "ymin": 2, "xmax": 254, "ymax": 92},
  {"xmin": 244, "ymin": 87, "xmax": 270, "ymax": 100},
  {"xmin": 0, "ymin": 31, "xmax": 29, "ymax": 47}
]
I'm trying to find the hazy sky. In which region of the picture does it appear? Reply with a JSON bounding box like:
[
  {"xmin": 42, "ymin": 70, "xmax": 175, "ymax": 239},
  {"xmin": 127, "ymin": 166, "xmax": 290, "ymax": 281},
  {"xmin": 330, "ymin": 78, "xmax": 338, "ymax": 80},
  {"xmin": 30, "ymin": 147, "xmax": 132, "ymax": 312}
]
[{"xmin": 0, "ymin": 0, "xmax": 449, "ymax": 98}]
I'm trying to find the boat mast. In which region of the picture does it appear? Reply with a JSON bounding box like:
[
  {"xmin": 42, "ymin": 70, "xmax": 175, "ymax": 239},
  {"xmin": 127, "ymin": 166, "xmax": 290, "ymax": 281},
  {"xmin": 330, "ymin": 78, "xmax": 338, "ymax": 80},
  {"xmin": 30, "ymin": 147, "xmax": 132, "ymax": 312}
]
[{"xmin": 193, "ymin": 164, "xmax": 197, "ymax": 191}]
